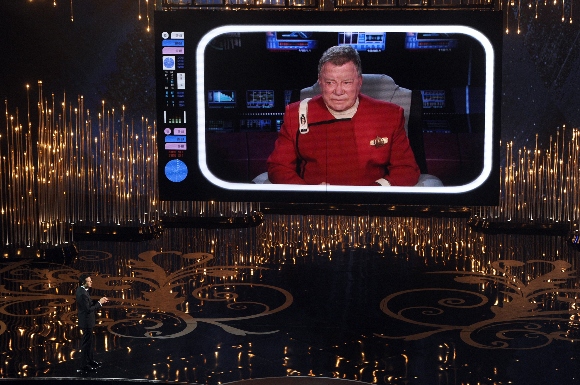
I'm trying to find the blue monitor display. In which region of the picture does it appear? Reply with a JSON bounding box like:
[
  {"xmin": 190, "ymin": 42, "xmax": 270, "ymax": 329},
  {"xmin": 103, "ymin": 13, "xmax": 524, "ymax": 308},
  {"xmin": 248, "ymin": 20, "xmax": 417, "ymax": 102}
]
[
  {"xmin": 246, "ymin": 90, "xmax": 275, "ymax": 109},
  {"xmin": 155, "ymin": 10, "xmax": 502, "ymax": 205},
  {"xmin": 266, "ymin": 31, "xmax": 318, "ymax": 52},
  {"xmin": 338, "ymin": 32, "xmax": 387, "ymax": 52},
  {"xmin": 421, "ymin": 90, "xmax": 446, "ymax": 109},
  {"xmin": 208, "ymin": 90, "xmax": 236, "ymax": 108},
  {"xmin": 405, "ymin": 32, "xmax": 459, "ymax": 51}
]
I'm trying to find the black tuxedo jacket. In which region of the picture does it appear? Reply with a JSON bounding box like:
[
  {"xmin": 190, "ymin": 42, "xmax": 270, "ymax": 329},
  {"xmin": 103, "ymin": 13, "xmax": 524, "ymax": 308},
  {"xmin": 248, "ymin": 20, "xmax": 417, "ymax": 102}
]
[{"xmin": 76, "ymin": 286, "xmax": 101, "ymax": 329}]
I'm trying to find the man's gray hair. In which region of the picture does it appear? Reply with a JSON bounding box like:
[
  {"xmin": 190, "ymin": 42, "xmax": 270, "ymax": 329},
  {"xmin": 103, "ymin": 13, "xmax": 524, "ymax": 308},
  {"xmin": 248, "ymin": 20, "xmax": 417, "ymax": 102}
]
[{"xmin": 318, "ymin": 45, "xmax": 362, "ymax": 77}]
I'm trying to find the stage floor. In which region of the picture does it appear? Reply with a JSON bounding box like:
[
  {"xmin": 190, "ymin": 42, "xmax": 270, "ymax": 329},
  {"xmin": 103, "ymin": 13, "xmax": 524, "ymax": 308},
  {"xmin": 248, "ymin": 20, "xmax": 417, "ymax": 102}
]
[{"xmin": 1, "ymin": 216, "xmax": 580, "ymax": 385}]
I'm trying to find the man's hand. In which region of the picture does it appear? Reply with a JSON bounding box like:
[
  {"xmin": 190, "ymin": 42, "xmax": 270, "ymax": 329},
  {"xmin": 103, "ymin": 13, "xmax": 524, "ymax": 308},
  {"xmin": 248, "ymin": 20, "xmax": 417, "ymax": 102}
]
[{"xmin": 99, "ymin": 297, "xmax": 109, "ymax": 305}]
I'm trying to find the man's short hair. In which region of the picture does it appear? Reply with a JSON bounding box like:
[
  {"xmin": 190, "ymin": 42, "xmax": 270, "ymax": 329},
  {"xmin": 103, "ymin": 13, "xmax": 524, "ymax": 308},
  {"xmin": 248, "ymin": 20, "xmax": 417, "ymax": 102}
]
[
  {"xmin": 79, "ymin": 273, "xmax": 90, "ymax": 285},
  {"xmin": 318, "ymin": 45, "xmax": 362, "ymax": 77}
]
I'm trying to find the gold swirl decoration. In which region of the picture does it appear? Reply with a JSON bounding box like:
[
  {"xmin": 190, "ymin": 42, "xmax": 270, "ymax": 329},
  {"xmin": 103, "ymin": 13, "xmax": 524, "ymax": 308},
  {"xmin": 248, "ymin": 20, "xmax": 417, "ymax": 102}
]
[
  {"xmin": 0, "ymin": 250, "xmax": 294, "ymax": 340},
  {"xmin": 376, "ymin": 260, "xmax": 580, "ymax": 349}
]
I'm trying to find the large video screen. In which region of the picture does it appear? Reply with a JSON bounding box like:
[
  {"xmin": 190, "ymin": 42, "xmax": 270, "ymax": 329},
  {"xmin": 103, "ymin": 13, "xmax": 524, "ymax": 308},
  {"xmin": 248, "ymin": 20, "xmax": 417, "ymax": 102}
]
[{"xmin": 155, "ymin": 10, "xmax": 502, "ymax": 205}]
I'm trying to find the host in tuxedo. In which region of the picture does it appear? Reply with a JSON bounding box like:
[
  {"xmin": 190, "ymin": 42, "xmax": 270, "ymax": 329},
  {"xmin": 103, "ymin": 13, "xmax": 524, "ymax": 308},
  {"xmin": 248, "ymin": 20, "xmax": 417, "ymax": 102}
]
[{"xmin": 76, "ymin": 273, "xmax": 108, "ymax": 373}]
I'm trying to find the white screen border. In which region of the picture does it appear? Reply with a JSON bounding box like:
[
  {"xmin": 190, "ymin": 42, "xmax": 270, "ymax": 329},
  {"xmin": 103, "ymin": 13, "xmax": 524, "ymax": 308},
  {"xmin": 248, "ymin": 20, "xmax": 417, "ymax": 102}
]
[{"xmin": 196, "ymin": 24, "xmax": 495, "ymax": 194}]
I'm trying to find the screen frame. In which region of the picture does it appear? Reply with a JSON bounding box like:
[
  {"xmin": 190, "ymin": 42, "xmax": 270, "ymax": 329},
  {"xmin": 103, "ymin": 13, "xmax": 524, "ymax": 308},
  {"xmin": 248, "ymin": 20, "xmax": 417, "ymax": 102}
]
[{"xmin": 155, "ymin": 10, "xmax": 502, "ymax": 206}]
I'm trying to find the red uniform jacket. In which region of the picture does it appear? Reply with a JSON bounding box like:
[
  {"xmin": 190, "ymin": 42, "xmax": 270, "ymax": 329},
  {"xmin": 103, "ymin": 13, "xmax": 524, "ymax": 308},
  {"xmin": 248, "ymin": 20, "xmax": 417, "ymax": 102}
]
[{"xmin": 267, "ymin": 94, "xmax": 420, "ymax": 186}]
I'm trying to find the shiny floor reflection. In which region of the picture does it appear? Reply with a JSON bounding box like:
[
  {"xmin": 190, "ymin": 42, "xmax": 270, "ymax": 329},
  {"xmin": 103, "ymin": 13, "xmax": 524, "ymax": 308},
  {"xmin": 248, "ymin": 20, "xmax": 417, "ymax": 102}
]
[{"xmin": 1, "ymin": 217, "xmax": 580, "ymax": 385}]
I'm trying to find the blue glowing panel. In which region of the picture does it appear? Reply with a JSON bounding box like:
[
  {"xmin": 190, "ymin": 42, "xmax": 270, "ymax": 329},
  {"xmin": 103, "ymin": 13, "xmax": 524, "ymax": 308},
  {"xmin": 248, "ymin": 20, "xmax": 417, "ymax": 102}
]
[
  {"xmin": 266, "ymin": 31, "xmax": 318, "ymax": 52},
  {"xmin": 246, "ymin": 90, "xmax": 274, "ymax": 109},
  {"xmin": 338, "ymin": 32, "xmax": 386, "ymax": 52},
  {"xmin": 421, "ymin": 90, "xmax": 446, "ymax": 109},
  {"xmin": 208, "ymin": 90, "xmax": 236, "ymax": 108},
  {"xmin": 405, "ymin": 33, "xmax": 459, "ymax": 51},
  {"xmin": 164, "ymin": 159, "xmax": 188, "ymax": 182}
]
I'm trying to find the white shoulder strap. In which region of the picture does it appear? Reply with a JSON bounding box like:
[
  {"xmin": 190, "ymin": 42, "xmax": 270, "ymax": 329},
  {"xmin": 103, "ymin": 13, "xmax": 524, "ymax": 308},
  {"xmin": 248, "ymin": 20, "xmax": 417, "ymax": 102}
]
[{"xmin": 299, "ymin": 98, "xmax": 311, "ymax": 134}]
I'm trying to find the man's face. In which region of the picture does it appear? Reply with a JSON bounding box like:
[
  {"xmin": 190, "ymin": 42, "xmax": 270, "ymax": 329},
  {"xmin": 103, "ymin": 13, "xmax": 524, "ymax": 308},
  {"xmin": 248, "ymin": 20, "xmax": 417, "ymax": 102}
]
[
  {"xmin": 84, "ymin": 277, "xmax": 93, "ymax": 288},
  {"xmin": 318, "ymin": 61, "xmax": 362, "ymax": 112}
]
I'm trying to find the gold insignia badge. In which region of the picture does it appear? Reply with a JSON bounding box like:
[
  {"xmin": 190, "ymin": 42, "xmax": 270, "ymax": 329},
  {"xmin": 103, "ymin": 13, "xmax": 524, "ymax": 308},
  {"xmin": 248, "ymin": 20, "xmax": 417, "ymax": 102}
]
[{"xmin": 370, "ymin": 136, "xmax": 388, "ymax": 148}]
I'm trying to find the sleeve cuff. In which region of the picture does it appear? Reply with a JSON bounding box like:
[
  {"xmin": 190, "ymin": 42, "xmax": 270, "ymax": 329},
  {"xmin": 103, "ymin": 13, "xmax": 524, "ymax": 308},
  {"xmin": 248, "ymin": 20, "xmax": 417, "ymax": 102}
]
[{"xmin": 375, "ymin": 178, "xmax": 391, "ymax": 186}]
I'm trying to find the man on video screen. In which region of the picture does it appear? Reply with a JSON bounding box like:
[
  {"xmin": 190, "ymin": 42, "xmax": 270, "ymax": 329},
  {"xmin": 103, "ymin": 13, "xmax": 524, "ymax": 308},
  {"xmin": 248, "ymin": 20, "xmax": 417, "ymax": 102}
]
[{"xmin": 267, "ymin": 45, "xmax": 420, "ymax": 186}]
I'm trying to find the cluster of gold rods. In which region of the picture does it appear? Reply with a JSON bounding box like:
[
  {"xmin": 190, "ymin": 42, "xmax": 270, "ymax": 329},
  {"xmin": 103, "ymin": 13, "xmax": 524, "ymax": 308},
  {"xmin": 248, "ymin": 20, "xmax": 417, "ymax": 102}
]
[
  {"xmin": 0, "ymin": 86, "xmax": 260, "ymax": 251},
  {"xmin": 1, "ymin": 84, "xmax": 162, "ymax": 250},
  {"xmin": 474, "ymin": 126, "xmax": 580, "ymax": 225}
]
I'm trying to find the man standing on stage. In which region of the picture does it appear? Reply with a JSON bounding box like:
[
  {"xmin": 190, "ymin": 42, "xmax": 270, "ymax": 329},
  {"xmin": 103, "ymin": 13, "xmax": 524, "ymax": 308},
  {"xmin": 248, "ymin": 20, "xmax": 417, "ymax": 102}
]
[{"xmin": 76, "ymin": 273, "xmax": 108, "ymax": 373}]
